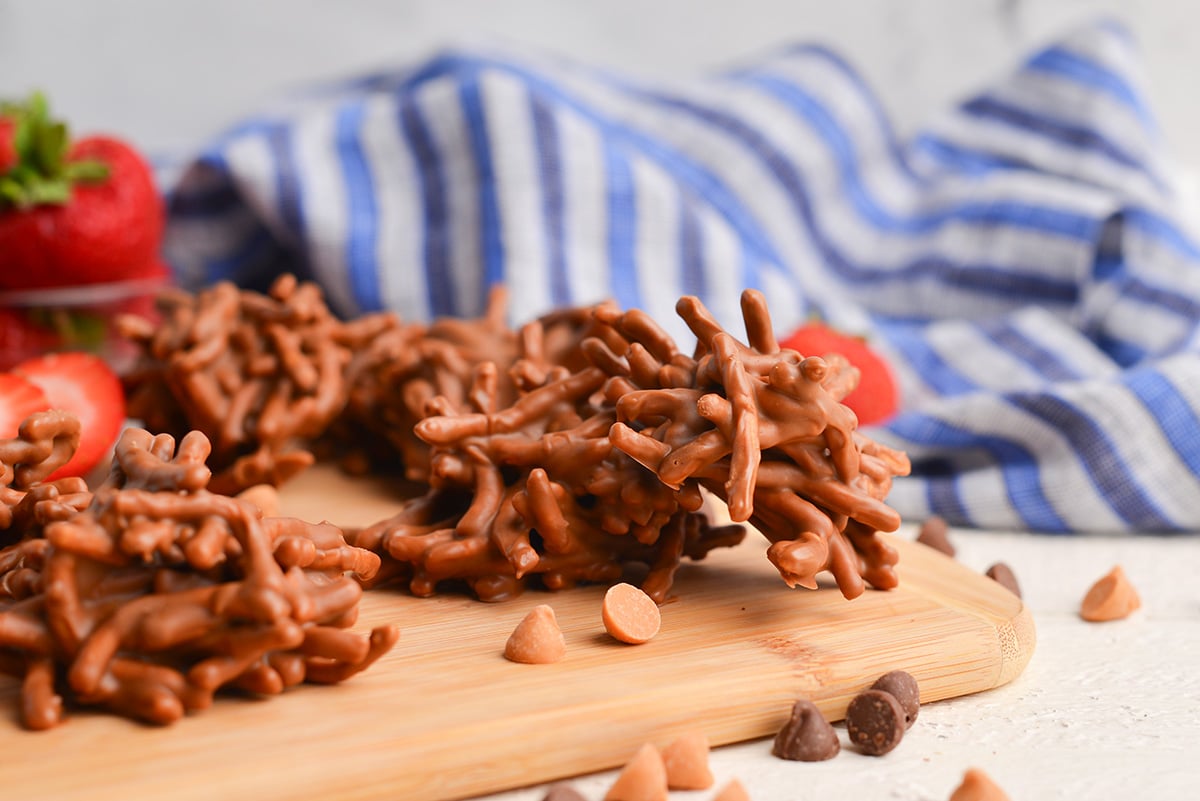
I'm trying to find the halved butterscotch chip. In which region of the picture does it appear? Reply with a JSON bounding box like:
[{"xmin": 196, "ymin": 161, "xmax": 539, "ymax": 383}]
[{"xmin": 1080, "ymin": 565, "xmax": 1140, "ymax": 622}]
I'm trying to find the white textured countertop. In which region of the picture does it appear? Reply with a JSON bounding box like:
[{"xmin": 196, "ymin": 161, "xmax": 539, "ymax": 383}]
[{"xmin": 472, "ymin": 525, "xmax": 1200, "ymax": 801}]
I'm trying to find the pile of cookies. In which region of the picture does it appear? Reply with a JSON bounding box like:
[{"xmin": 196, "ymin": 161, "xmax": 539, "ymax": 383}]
[
  {"xmin": 2, "ymin": 274, "xmax": 913, "ymax": 729},
  {"xmin": 119, "ymin": 276, "xmax": 910, "ymax": 603}
]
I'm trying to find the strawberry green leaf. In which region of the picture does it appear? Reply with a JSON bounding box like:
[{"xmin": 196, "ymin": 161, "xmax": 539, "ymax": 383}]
[
  {"xmin": 63, "ymin": 160, "xmax": 109, "ymax": 181},
  {"xmin": 0, "ymin": 176, "xmax": 24, "ymax": 204},
  {"xmin": 0, "ymin": 90, "xmax": 109, "ymax": 211}
]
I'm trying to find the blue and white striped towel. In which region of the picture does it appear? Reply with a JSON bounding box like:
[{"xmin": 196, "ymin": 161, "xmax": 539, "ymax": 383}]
[{"xmin": 163, "ymin": 21, "xmax": 1200, "ymax": 533}]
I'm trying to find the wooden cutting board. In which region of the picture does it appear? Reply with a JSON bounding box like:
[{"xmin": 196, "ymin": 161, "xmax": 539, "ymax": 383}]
[{"xmin": 0, "ymin": 465, "xmax": 1034, "ymax": 801}]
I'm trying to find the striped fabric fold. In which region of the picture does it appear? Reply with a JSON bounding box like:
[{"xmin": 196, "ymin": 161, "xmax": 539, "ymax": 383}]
[{"xmin": 163, "ymin": 21, "xmax": 1200, "ymax": 532}]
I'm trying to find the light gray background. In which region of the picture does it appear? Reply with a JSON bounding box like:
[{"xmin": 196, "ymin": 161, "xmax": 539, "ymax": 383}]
[{"xmin": 1, "ymin": 0, "xmax": 1198, "ymax": 174}]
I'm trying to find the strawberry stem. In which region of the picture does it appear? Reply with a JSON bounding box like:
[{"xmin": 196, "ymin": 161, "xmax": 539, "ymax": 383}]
[{"xmin": 0, "ymin": 91, "xmax": 109, "ymax": 211}]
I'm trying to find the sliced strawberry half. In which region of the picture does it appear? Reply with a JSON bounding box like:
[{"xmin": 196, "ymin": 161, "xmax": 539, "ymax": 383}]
[
  {"xmin": 14, "ymin": 352, "xmax": 125, "ymax": 478},
  {"xmin": 0, "ymin": 372, "xmax": 51, "ymax": 437},
  {"xmin": 780, "ymin": 323, "xmax": 900, "ymax": 426},
  {"xmin": 0, "ymin": 116, "xmax": 17, "ymax": 174}
]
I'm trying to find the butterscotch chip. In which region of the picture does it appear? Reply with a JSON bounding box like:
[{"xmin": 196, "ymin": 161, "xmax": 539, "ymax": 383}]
[
  {"xmin": 542, "ymin": 784, "xmax": 587, "ymax": 801},
  {"xmin": 602, "ymin": 583, "xmax": 661, "ymax": 644},
  {"xmin": 604, "ymin": 743, "xmax": 668, "ymax": 801},
  {"xmin": 845, "ymin": 689, "xmax": 906, "ymax": 756},
  {"xmin": 236, "ymin": 484, "xmax": 280, "ymax": 518},
  {"xmin": 985, "ymin": 563, "xmax": 1021, "ymax": 598},
  {"xmin": 771, "ymin": 699, "xmax": 840, "ymax": 761},
  {"xmin": 661, "ymin": 730, "xmax": 714, "ymax": 789},
  {"xmin": 504, "ymin": 605, "xmax": 566, "ymax": 664},
  {"xmin": 1080, "ymin": 565, "xmax": 1141, "ymax": 622},
  {"xmin": 712, "ymin": 778, "xmax": 751, "ymax": 801},
  {"xmin": 916, "ymin": 515, "xmax": 954, "ymax": 556},
  {"xmin": 870, "ymin": 670, "xmax": 920, "ymax": 728},
  {"xmin": 948, "ymin": 767, "xmax": 1011, "ymax": 801}
]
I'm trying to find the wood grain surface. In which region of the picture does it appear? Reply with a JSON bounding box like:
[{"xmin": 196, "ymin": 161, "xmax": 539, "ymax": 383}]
[{"xmin": 0, "ymin": 466, "xmax": 1034, "ymax": 800}]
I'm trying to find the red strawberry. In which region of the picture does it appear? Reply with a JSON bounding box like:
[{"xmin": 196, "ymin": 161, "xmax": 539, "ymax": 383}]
[
  {"xmin": 14, "ymin": 352, "xmax": 125, "ymax": 478},
  {"xmin": 0, "ymin": 372, "xmax": 51, "ymax": 437},
  {"xmin": 0, "ymin": 308, "xmax": 64, "ymax": 370},
  {"xmin": 780, "ymin": 323, "xmax": 900, "ymax": 425},
  {"xmin": 0, "ymin": 117, "xmax": 17, "ymax": 174},
  {"xmin": 0, "ymin": 93, "xmax": 164, "ymax": 289}
]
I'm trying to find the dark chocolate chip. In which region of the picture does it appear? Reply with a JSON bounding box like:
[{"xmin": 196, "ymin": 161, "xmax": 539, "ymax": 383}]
[
  {"xmin": 870, "ymin": 670, "xmax": 920, "ymax": 729},
  {"xmin": 985, "ymin": 562, "xmax": 1022, "ymax": 598},
  {"xmin": 916, "ymin": 516, "xmax": 955, "ymax": 557},
  {"xmin": 845, "ymin": 689, "xmax": 906, "ymax": 756},
  {"xmin": 542, "ymin": 784, "xmax": 587, "ymax": 801},
  {"xmin": 772, "ymin": 699, "xmax": 840, "ymax": 762}
]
